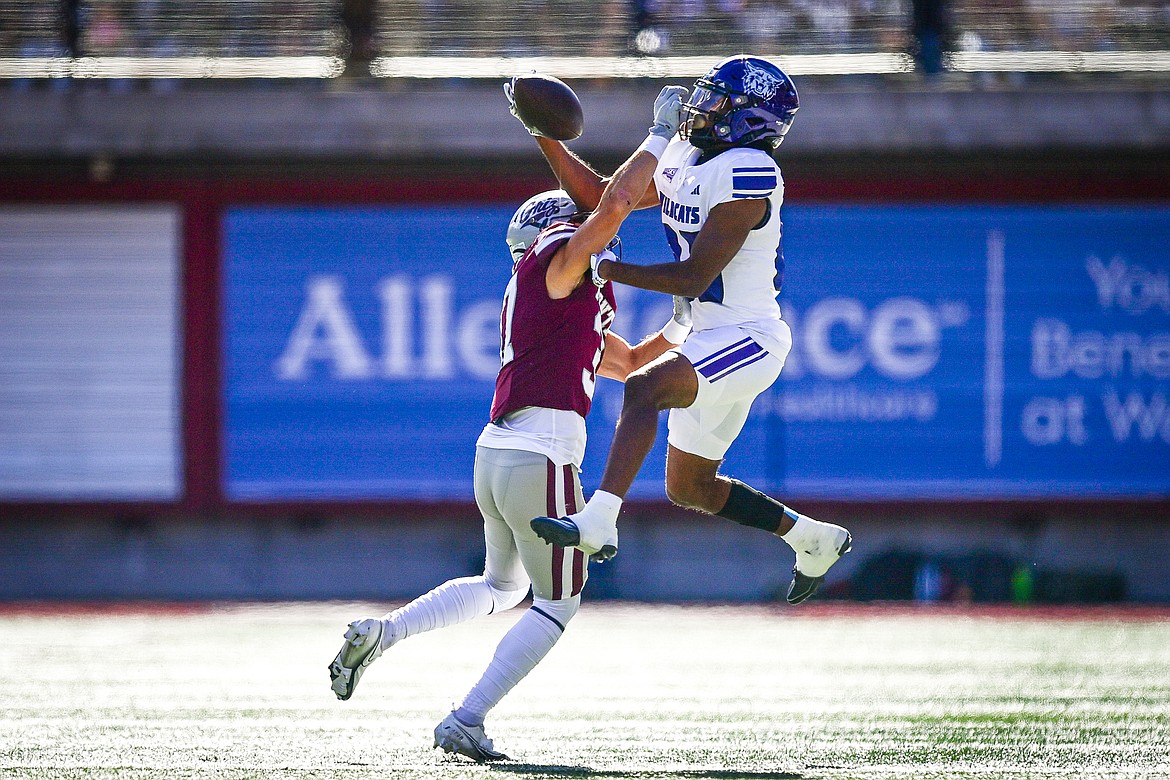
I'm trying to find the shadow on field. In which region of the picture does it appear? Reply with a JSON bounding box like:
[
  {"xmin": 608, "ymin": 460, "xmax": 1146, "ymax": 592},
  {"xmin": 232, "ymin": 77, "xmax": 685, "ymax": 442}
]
[{"xmin": 495, "ymin": 766, "xmax": 802, "ymax": 779}]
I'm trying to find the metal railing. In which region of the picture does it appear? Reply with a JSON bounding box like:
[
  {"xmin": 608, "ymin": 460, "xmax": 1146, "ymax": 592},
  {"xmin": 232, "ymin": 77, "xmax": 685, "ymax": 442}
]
[{"xmin": 1, "ymin": 0, "xmax": 1167, "ymax": 79}]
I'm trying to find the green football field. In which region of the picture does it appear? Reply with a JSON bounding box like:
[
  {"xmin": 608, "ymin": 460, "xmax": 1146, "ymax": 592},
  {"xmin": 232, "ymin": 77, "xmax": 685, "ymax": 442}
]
[{"xmin": 2, "ymin": 601, "xmax": 1168, "ymax": 779}]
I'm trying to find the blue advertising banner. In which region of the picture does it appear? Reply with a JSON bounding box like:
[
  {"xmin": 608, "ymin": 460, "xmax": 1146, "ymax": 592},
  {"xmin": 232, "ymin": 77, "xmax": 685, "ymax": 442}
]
[{"xmin": 222, "ymin": 204, "xmax": 1170, "ymax": 501}]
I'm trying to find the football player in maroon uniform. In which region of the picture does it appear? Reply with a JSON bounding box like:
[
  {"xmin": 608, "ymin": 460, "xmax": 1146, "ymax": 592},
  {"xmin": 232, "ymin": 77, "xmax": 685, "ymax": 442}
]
[{"xmin": 328, "ymin": 98, "xmax": 691, "ymax": 761}]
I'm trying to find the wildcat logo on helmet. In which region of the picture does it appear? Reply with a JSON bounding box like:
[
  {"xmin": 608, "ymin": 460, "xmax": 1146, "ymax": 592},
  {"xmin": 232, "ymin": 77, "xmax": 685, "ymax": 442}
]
[{"xmin": 742, "ymin": 60, "xmax": 783, "ymax": 100}]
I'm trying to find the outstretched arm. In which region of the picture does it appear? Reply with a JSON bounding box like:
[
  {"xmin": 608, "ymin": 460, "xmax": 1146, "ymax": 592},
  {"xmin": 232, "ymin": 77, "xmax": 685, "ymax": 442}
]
[
  {"xmin": 535, "ymin": 137, "xmax": 661, "ymax": 213},
  {"xmin": 599, "ymin": 297, "xmax": 691, "ymax": 381},
  {"xmin": 504, "ymin": 78, "xmax": 610, "ymax": 208},
  {"xmin": 535, "ymin": 137, "xmax": 607, "ymax": 211},
  {"xmin": 544, "ymin": 149, "xmax": 660, "ymax": 299},
  {"xmin": 598, "ymin": 332, "xmax": 675, "ymax": 382},
  {"xmin": 504, "ymin": 78, "xmax": 670, "ymax": 221},
  {"xmin": 543, "ymin": 85, "xmax": 690, "ymax": 299},
  {"xmin": 594, "ymin": 197, "xmax": 767, "ymax": 297}
]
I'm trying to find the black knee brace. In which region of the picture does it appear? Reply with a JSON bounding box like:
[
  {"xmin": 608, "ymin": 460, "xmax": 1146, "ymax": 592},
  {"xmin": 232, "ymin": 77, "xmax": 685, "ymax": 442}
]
[{"xmin": 716, "ymin": 479, "xmax": 784, "ymax": 533}]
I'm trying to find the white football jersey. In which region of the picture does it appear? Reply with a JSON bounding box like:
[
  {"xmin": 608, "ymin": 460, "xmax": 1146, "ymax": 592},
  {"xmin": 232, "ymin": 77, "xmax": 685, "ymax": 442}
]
[{"xmin": 654, "ymin": 138, "xmax": 789, "ymax": 356}]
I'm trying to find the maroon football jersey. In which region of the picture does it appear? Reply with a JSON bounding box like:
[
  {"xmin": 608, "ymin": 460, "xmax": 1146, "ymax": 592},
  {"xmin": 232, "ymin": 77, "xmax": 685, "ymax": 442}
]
[{"xmin": 490, "ymin": 223, "xmax": 617, "ymax": 422}]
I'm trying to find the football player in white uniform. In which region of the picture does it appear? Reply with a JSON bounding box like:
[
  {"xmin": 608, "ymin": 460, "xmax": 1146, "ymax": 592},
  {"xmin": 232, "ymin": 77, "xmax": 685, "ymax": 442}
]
[{"xmin": 511, "ymin": 56, "xmax": 853, "ymax": 605}]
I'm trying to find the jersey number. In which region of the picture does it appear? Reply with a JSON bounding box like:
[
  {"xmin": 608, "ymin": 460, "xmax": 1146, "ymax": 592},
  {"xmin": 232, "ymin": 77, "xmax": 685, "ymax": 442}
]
[
  {"xmin": 501, "ymin": 273, "xmax": 605, "ymax": 401},
  {"xmin": 581, "ymin": 308, "xmax": 604, "ymax": 401},
  {"xmin": 664, "ymin": 224, "xmax": 723, "ymax": 304},
  {"xmin": 500, "ymin": 273, "xmax": 518, "ymax": 367}
]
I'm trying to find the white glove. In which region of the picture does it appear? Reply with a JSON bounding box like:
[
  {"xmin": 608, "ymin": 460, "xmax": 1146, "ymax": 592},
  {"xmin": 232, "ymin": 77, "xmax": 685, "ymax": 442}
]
[
  {"xmin": 661, "ymin": 295, "xmax": 692, "ymax": 345},
  {"xmin": 649, "ymin": 85, "xmax": 689, "ymax": 139},
  {"xmin": 672, "ymin": 294, "xmax": 692, "ymax": 328},
  {"xmin": 503, "ymin": 77, "xmax": 545, "ymax": 137},
  {"xmin": 590, "ymin": 249, "xmax": 616, "ymax": 287}
]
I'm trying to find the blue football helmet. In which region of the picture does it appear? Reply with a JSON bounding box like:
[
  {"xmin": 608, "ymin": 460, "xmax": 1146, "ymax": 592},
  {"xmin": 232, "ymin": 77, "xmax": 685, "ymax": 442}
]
[{"xmin": 680, "ymin": 56, "xmax": 799, "ymax": 153}]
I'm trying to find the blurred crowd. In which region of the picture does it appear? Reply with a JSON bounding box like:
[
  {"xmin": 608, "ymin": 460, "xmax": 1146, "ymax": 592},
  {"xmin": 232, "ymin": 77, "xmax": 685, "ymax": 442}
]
[
  {"xmin": 0, "ymin": 1, "xmax": 338, "ymax": 59},
  {"xmin": 0, "ymin": 0, "xmax": 1168, "ymax": 68}
]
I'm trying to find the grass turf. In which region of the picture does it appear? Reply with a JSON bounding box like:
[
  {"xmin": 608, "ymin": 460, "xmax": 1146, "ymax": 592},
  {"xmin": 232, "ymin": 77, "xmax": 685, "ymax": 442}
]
[{"xmin": 1, "ymin": 602, "xmax": 1168, "ymax": 779}]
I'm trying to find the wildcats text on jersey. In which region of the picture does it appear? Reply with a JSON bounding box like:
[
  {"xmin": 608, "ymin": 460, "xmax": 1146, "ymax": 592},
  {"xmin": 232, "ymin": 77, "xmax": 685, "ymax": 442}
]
[
  {"xmin": 652, "ymin": 138, "xmax": 788, "ymax": 345},
  {"xmin": 660, "ymin": 193, "xmax": 701, "ymax": 225}
]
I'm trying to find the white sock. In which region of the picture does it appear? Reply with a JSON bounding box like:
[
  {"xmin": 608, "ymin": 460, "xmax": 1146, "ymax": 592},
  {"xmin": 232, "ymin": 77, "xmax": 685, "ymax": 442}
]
[
  {"xmin": 578, "ymin": 489, "xmax": 622, "ymax": 524},
  {"xmin": 455, "ymin": 599, "xmax": 576, "ymax": 725},
  {"xmin": 779, "ymin": 507, "xmax": 816, "ymax": 552},
  {"xmin": 379, "ymin": 575, "xmax": 495, "ymax": 649}
]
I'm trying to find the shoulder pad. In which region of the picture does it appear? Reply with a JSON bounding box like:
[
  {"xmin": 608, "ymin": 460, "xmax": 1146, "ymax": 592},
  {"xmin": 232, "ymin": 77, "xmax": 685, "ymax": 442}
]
[
  {"xmin": 726, "ymin": 149, "xmax": 779, "ymax": 200},
  {"xmin": 531, "ymin": 222, "xmax": 577, "ymax": 259}
]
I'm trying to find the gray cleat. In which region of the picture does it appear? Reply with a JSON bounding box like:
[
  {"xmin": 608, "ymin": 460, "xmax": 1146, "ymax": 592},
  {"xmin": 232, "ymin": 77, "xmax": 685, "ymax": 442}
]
[
  {"xmin": 328, "ymin": 618, "xmax": 384, "ymax": 700},
  {"xmin": 433, "ymin": 712, "xmax": 509, "ymax": 762}
]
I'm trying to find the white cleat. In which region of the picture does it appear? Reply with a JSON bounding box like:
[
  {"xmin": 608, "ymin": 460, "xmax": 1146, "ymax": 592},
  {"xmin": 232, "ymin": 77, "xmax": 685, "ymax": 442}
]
[
  {"xmin": 530, "ymin": 512, "xmax": 618, "ymax": 563},
  {"xmin": 328, "ymin": 618, "xmax": 385, "ymax": 700},
  {"xmin": 433, "ymin": 712, "xmax": 509, "ymax": 762},
  {"xmin": 786, "ymin": 519, "xmax": 852, "ymax": 605}
]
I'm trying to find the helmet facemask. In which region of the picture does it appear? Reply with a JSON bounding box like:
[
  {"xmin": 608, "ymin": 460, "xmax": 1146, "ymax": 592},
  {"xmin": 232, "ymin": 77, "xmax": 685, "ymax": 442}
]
[{"xmin": 680, "ymin": 82, "xmax": 735, "ymax": 151}]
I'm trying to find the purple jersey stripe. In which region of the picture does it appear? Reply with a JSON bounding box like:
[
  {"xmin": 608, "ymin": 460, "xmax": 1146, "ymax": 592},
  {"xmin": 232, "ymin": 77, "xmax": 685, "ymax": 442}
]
[
  {"xmin": 707, "ymin": 349, "xmax": 771, "ymax": 383},
  {"xmin": 732, "ymin": 174, "xmax": 777, "ymax": 190},
  {"xmin": 691, "ymin": 337, "xmax": 753, "ymax": 370},
  {"xmin": 696, "ymin": 340, "xmax": 764, "ymax": 379}
]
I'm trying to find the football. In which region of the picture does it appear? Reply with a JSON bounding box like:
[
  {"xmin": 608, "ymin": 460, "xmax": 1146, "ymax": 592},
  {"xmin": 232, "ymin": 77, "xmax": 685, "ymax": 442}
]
[{"xmin": 511, "ymin": 74, "xmax": 584, "ymax": 141}]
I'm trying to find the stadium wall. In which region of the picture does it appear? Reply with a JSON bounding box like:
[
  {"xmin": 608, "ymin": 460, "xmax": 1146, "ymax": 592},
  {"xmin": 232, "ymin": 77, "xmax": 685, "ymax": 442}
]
[{"xmin": 3, "ymin": 175, "xmax": 1168, "ymax": 602}]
